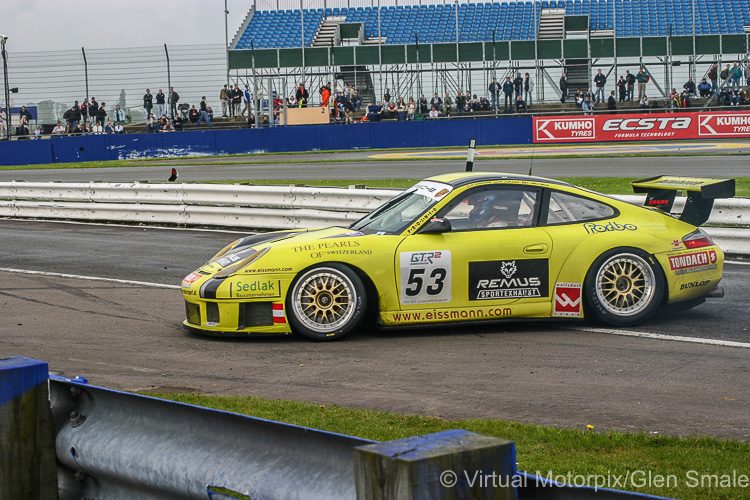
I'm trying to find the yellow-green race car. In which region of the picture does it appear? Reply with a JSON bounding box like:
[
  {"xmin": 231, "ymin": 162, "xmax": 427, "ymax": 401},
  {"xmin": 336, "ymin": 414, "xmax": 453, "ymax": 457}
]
[{"xmin": 182, "ymin": 173, "xmax": 734, "ymax": 340}]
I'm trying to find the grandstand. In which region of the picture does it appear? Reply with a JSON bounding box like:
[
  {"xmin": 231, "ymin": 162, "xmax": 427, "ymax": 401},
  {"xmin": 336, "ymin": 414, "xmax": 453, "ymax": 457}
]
[{"xmin": 235, "ymin": 0, "xmax": 750, "ymax": 50}]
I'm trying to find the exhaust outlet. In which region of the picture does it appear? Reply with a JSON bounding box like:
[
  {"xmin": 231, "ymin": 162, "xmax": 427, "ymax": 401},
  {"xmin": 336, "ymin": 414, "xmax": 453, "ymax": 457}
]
[{"xmin": 707, "ymin": 287, "xmax": 725, "ymax": 299}]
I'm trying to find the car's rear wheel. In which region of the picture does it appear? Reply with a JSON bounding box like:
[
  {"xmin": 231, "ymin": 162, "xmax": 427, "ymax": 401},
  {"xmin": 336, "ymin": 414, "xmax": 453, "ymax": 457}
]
[
  {"xmin": 287, "ymin": 264, "xmax": 366, "ymax": 340},
  {"xmin": 585, "ymin": 249, "xmax": 664, "ymax": 326}
]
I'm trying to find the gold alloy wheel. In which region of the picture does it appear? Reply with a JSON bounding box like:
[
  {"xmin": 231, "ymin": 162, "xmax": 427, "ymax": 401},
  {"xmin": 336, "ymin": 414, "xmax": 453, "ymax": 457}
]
[
  {"xmin": 595, "ymin": 254, "xmax": 656, "ymax": 317},
  {"xmin": 292, "ymin": 268, "xmax": 357, "ymax": 334}
]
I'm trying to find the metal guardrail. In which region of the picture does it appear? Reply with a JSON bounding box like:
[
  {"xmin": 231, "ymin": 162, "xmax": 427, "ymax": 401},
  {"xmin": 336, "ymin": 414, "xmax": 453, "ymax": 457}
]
[{"xmin": 0, "ymin": 181, "xmax": 747, "ymax": 254}]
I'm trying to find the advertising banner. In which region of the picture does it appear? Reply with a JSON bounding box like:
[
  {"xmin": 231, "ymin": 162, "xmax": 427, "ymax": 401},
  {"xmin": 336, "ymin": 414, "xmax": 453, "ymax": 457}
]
[{"xmin": 533, "ymin": 110, "xmax": 750, "ymax": 143}]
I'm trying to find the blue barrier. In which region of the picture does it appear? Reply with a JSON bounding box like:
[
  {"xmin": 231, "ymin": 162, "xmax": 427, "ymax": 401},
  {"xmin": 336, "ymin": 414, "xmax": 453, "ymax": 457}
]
[
  {"xmin": 0, "ymin": 356, "xmax": 49, "ymax": 405},
  {"xmin": 0, "ymin": 116, "xmax": 532, "ymax": 167}
]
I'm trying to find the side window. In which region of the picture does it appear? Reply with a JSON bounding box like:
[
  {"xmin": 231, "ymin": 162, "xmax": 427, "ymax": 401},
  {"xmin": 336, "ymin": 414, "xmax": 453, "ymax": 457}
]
[
  {"xmin": 440, "ymin": 187, "xmax": 538, "ymax": 231},
  {"xmin": 546, "ymin": 191, "xmax": 615, "ymax": 224}
]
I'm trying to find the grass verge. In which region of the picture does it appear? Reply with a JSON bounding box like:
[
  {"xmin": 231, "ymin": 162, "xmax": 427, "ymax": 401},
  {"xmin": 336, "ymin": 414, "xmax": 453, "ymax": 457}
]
[
  {"xmin": 207, "ymin": 177, "xmax": 750, "ymax": 197},
  {"xmin": 150, "ymin": 392, "xmax": 749, "ymax": 499}
]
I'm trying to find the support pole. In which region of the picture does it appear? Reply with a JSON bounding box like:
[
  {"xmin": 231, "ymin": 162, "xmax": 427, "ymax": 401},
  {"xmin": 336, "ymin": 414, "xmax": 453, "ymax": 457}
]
[
  {"xmin": 81, "ymin": 47, "xmax": 89, "ymax": 103},
  {"xmin": 164, "ymin": 44, "xmax": 172, "ymax": 118},
  {"xmin": 1, "ymin": 37, "xmax": 11, "ymax": 141},
  {"xmin": 225, "ymin": 0, "xmax": 231, "ymax": 86},
  {"xmin": 301, "ymin": 0, "xmax": 306, "ymax": 85}
]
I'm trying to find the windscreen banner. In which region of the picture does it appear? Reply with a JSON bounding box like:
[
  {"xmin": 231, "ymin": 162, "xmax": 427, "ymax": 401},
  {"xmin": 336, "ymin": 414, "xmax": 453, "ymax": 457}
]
[{"xmin": 532, "ymin": 111, "xmax": 750, "ymax": 143}]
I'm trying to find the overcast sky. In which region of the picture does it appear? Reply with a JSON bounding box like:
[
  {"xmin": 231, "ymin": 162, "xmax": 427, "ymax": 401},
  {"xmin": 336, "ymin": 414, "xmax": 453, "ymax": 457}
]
[{"xmin": 2, "ymin": 0, "xmax": 249, "ymax": 53}]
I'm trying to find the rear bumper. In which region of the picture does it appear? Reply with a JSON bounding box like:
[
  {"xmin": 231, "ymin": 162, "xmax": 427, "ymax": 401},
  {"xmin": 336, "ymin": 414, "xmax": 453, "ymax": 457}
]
[{"xmin": 655, "ymin": 245, "xmax": 724, "ymax": 304}]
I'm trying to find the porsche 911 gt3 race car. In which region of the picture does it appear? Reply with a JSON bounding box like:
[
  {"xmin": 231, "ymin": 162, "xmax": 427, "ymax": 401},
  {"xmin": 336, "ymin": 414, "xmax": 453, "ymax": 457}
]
[{"xmin": 182, "ymin": 173, "xmax": 734, "ymax": 340}]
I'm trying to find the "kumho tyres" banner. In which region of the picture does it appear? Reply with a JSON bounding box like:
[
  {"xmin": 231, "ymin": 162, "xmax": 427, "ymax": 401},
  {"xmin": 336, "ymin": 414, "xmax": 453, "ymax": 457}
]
[{"xmin": 533, "ymin": 111, "xmax": 750, "ymax": 143}]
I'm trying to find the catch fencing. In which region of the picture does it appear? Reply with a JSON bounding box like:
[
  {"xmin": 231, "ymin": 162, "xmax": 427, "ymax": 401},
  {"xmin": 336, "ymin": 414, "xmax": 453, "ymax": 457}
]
[{"xmin": 0, "ymin": 181, "xmax": 747, "ymax": 254}]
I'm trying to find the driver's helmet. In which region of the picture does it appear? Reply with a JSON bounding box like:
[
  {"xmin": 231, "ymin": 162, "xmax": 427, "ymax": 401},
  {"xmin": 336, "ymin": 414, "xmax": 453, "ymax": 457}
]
[{"xmin": 467, "ymin": 190, "xmax": 522, "ymax": 227}]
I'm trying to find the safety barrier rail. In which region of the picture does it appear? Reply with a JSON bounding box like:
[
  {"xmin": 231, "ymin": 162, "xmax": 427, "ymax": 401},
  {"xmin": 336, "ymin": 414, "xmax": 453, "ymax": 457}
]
[
  {"xmin": 0, "ymin": 181, "xmax": 747, "ymax": 254},
  {"xmin": 3, "ymin": 356, "xmax": 671, "ymax": 499}
]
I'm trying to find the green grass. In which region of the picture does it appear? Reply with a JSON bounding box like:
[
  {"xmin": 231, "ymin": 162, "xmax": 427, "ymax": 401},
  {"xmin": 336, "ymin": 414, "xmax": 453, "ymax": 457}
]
[
  {"xmin": 149, "ymin": 392, "xmax": 749, "ymax": 499},
  {"xmin": 208, "ymin": 177, "xmax": 750, "ymax": 197}
]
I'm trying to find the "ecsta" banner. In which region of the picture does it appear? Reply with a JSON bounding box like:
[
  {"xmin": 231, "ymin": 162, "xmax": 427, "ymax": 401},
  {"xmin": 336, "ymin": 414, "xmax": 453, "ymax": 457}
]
[{"xmin": 533, "ymin": 111, "xmax": 750, "ymax": 143}]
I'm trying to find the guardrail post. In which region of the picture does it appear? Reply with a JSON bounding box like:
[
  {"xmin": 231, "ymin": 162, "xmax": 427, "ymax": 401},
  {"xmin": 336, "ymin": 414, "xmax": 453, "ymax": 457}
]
[
  {"xmin": 354, "ymin": 429, "xmax": 516, "ymax": 500},
  {"xmin": 0, "ymin": 357, "xmax": 58, "ymax": 499}
]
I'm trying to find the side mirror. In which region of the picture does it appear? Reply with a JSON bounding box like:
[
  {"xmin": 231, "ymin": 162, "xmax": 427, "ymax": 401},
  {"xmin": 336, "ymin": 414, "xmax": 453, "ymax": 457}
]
[{"xmin": 419, "ymin": 217, "xmax": 452, "ymax": 234}]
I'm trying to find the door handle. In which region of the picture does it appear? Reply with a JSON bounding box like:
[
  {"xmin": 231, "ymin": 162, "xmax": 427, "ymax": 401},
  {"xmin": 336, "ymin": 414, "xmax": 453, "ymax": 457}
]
[{"xmin": 524, "ymin": 244, "xmax": 548, "ymax": 254}]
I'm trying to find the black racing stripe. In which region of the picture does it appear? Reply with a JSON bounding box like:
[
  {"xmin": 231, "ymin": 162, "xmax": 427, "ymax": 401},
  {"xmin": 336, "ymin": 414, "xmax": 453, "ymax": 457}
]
[
  {"xmin": 200, "ymin": 277, "xmax": 226, "ymax": 299},
  {"xmin": 233, "ymin": 231, "xmax": 300, "ymax": 250}
]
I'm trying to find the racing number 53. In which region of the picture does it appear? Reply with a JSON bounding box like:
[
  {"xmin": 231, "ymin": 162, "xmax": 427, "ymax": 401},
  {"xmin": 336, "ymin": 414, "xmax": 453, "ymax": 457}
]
[
  {"xmin": 405, "ymin": 267, "xmax": 447, "ymax": 296},
  {"xmin": 399, "ymin": 250, "xmax": 452, "ymax": 305}
]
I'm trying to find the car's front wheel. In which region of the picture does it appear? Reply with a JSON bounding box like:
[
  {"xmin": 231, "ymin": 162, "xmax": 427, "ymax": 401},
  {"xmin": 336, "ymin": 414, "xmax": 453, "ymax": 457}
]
[
  {"xmin": 585, "ymin": 249, "xmax": 664, "ymax": 326},
  {"xmin": 287, "ymin": 264, "xmax": 367, "ymax": 340}
]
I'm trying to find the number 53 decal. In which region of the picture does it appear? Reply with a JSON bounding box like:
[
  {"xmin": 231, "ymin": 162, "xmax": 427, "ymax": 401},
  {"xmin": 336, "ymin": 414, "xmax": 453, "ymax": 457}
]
[{"xmin": 399, "ymin": 251, "xmax": 452, "ymax": 305}]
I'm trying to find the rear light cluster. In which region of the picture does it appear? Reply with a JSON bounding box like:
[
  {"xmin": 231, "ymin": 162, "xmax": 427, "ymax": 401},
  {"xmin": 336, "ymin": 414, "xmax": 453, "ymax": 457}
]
[{"xmin": 682, "ymin": 229, "xmax": 714, "ymax": 249}]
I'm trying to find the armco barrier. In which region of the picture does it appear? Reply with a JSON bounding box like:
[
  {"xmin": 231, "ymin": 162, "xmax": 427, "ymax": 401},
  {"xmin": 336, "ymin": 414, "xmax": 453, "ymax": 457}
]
[
  {"xmin": 0, "ymin": 117, "xmax": 533, "ymax": 167},
  {"xmin": 0, "ymin": 182, "xmax": 747, "ymax": 254},
  {"xmin": 3, "ymin": 356, "xmax": 672, "ymax": 499}
]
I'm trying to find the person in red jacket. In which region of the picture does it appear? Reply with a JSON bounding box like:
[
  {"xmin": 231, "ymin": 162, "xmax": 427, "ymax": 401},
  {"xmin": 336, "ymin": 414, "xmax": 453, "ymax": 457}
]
[{"xmin": 320, "ymin": 82, "xmax": 331, "ymax": 108}]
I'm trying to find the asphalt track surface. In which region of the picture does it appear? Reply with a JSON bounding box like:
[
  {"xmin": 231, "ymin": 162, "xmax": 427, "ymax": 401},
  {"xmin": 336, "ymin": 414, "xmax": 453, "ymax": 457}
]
[{"xmin": 0, "ymin": 220, "xmax": 748, "ymax": 439}]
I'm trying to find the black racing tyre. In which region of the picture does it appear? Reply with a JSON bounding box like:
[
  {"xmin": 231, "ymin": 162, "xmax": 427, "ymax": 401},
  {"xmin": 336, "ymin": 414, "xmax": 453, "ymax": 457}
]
[
  {"xmin": 287, "ymin": 264, "xmax": 367, "ymax": 341},
  {"xmin": 584, "ymin": 248, "xmax": 665, "ymax": 327}
]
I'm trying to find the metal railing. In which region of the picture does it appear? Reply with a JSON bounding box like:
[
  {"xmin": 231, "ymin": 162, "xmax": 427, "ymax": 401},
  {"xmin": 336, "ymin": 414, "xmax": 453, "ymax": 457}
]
[{"xmin": 0, "ymin": 182, "xmax": 747, "ymax": 254}]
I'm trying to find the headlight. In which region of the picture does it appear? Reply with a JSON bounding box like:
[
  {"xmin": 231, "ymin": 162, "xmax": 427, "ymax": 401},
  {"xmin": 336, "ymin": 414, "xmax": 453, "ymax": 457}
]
[
  {"xmin": 214, "ymin": 247, "xmax": 270, "ymax": 278},
  {"xmin": 211, "ymin": 240, "xmax": 240, "ymax": 261}
]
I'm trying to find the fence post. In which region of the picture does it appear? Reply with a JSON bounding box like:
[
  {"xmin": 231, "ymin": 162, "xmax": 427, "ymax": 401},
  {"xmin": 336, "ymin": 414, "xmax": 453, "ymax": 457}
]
[
  {"xmin": 0, "ymin": 357, "xmax": 58, "ymax": 499},
  {"xmin": 354, "ymin": 429, "xmax": 517, "ymax": 500}
]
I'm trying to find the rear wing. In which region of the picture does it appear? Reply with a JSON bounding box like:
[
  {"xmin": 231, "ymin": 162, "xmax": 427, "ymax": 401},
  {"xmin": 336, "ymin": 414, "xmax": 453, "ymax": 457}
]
[{"xmin": 631, "ymin": 176, "xmax": 735, "ymax": 226}]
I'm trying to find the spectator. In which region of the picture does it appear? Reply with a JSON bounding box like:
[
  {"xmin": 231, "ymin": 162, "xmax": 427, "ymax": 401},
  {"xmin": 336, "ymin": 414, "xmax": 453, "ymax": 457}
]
[
  {"xmin": 142, "ymin": 90, "xmax": 153, "ymax": 120},
  {"xmin": 104, "ymin": 120, "xmax": 115, "ymax": 134},
  {"xmin": 730, "ymin": 89, "xmax": 741, "ymax": 106},
  {"xmin": 91, "ymin": 121, "xmax": 103, "ymax": 134},
  {"xmin": 16, "ymin": 119, "xmax": 30, "ymax": 138},
  {"xmin": 617, "ymin": 76, "xmax": 627, "ymax": 102},
  {"xmin": 88, "ymin": 97, "xmax": 99, "ymax": 127},
  {"xmin": 575, "ymin": 89, "xmax": 584, "ymax": 108},
  {"xmin": 80, "ymin": 98, "xmax": 89, "ymax": 126},
  {"xmin": 607, "ymin": 90, "xmax": 617, "ymax": 110},
  {"xmin": 683, "ymin": 77, "xmax": 696, "ymax": 96},
  {"xmin": 96, "ymin": 103, "xmax": 107, "ymax": 125},
  {"xmin": 513, "ymin": 72, "xmax": 523, "ymax": 97},
  {"xmin": 523, "ymin": 73, "xmax": 533, "ymax": 106},
  {"xmin": 730, "ymin": 62, "xmax": 743, "ymax": 88},
  {"xmin": 502, "ymin": 76, "xmax": 514, "ymax": 112},
  {"xmin": 639, "ymin": 94, "xmax": 649, "ymax": 109},
  {"xmin": 428, "ymin": 105, "xmax": 439, "ymax": 119},
  {"xmin": 350, "ymin": 88, "xmax": 361, "ymax": 111},
  {"xmin": 707, "ymin": 64, "xmax": 718, "ymax": 94},
  {"xmin": 220, "ymin": 85, "xmax": 229, "ymax": 117},
  {"xmin": 320, "ymin": 82, "xmax": 331, "ymax": 108},
  {"xmin": 680, "ymin": 90, "xmax": 691, "ymax": 108},
  {"xmin": 669, "ymin": 88, "xmax": 681, "ymax": 110},
  {"xmin": 515, "ymin": 94, "xmax": 526, "ymax": 113},
  {"xmin": 488, "ymin": 77, "xmax": 500, "ymax": 110},
  {"xmin": 366, "ymin": 102, "xmax": 383, "ymax": 122},
  {"xmin": 430, "ymin": 93, "xmax": 443, "ymax": 113},
  {"xmin": 172, "ymin": 115, "xmax": 184, "ymax": 131},
  {"xmin": 231, "ymin": 84, "xmax": 243, "ymax": 116},
  {"xmin": 385, "ymin": 100, "xmax": 397, "ymax": 119},
  {"xmin": 114, "ymin": 122, "xmax": 124, "ymax": 134},
  {"xmin": 697, "ymin": 79, "xmax": 712, "ymax": 97},
  {"xmin": 384, "ymin": 89, "xmax": 391, "ymax": 104},
  {"xmin": 720, "ymin": 64, "xmax": 731, "ymax": 87},
  {"xmin": 242, "ymin": 85, "xmax": 253, "ymax": 117},
  {"xmin": 63, "ymin": 103, "xmax": 81, "ymax": 132},
  {"xmin": 295, "ymin": 83, "xmax": 309, "ymax": 108},
  {"xmin": 581, "ymin": 94, "xmax": 593, "ymax": 115},
  {"xmin": 196, "ymin": 97, "xmax": 211, "ymax": 125},
  {"xmin": 636, "ymin": 68, "xmax": 649, "ymax": 100},
  {"xmin": 146, "ymin": 114, "xmax": 158, "ymax": 133},
  {"xmin": 19, "ymin": 106, "xmax": 32, "ymax": 124},
  {"xmin": 52, "ymin": 121, "xmax": 66, "ymax": 135},
  {"xmin": 397, "ymin": 98, "xmax": 407, "ymax": 121},
  {"xmin": 456, "ymin": 91, "xmax": 466, "ymax": 115},
  {"xmin": 559, "ymin": 72, "xmax": 568, "ymax": 103},
  {"xmin": 155, "ymin": 89, "xmax": 166, "ymax": 118},
  {"xmin": 113, "ymin": 104, "xmax": 125, "ymax": 125},
  {"xmin": 0, "ymin": 108, "xmax": 5, "ymax": 138},
  {"xmin": 188, "ymin": 105, "xmax": 199, "ymax": 123},
  {"xmin": 443, "ymin": 93, "xmax": 453, "ymax": 115},
  {"xmin": 168, "ymin": 87, "xmax": 179, "ymax": 118},
  {"xmin": 625, "ymin": 70, "xmax": 636, "ymax": 101},
  {"xmin": 407, "ymin": 97, "xmax": 416, "ymax": 120},
  {"xmin": 418, "ymin": 95, "xmax": 428, "ymax": 114},
  {"xmin": 594, "ymin": 69, "xmax": 607, "ymax": 103},
  {"xmin": 745, "ymin": 62, "xmax": 750, "ymax": 86}
]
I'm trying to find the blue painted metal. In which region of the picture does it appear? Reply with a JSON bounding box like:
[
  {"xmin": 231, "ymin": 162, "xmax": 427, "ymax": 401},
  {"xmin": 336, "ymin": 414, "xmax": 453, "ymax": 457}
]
[
  {"xmin": 0, "ymin": 356, "xmax": 49, "ymax": 406},
  {"xmin": 0, "ymin": 117, "xmax": 532, "ymax": 167}
]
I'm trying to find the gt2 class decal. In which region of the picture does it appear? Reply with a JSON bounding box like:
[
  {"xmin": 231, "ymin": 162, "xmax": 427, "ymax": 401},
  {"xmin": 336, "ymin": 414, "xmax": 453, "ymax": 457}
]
[
  {"xmin": 553, "ymin": 283, "xmax": 582, "ymax": 317},
  {"xmin": 469, "ymin": 259, "xmax": 549, "ymax": 300},
  {"xmin": 399, "ymin": 250, "xmax": 452, "ymax": 304},
  {"xmin": 669, "ymin": 249, "xmax": 718, "ymax": 275},
  {"xmin": 583, "ymin": 221, "xmax": 637, "ymax": 234}
]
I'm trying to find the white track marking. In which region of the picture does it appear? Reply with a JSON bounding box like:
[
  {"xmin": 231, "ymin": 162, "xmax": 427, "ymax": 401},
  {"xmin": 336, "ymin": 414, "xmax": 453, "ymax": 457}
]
[
  {"xmin": 726, "ymin": 260, "xmax": 750, "ymax": 266},
  {"xmin": 572, "ymin": 326, "xmax": 750, "ymax": 349},
  {"xmin": 0, "ymin": 217, "xmax": 252, "ymax": 234},
  {"xmin": 0, "ymin": 268, "xmax": 180, "ymax": 289}
]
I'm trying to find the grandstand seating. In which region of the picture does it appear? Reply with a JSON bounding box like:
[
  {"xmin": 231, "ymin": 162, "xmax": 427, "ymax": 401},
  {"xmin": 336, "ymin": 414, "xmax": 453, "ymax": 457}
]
[{"xmin": 235, "ymin": 0, "xmax": 750, "ymax": 50}]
